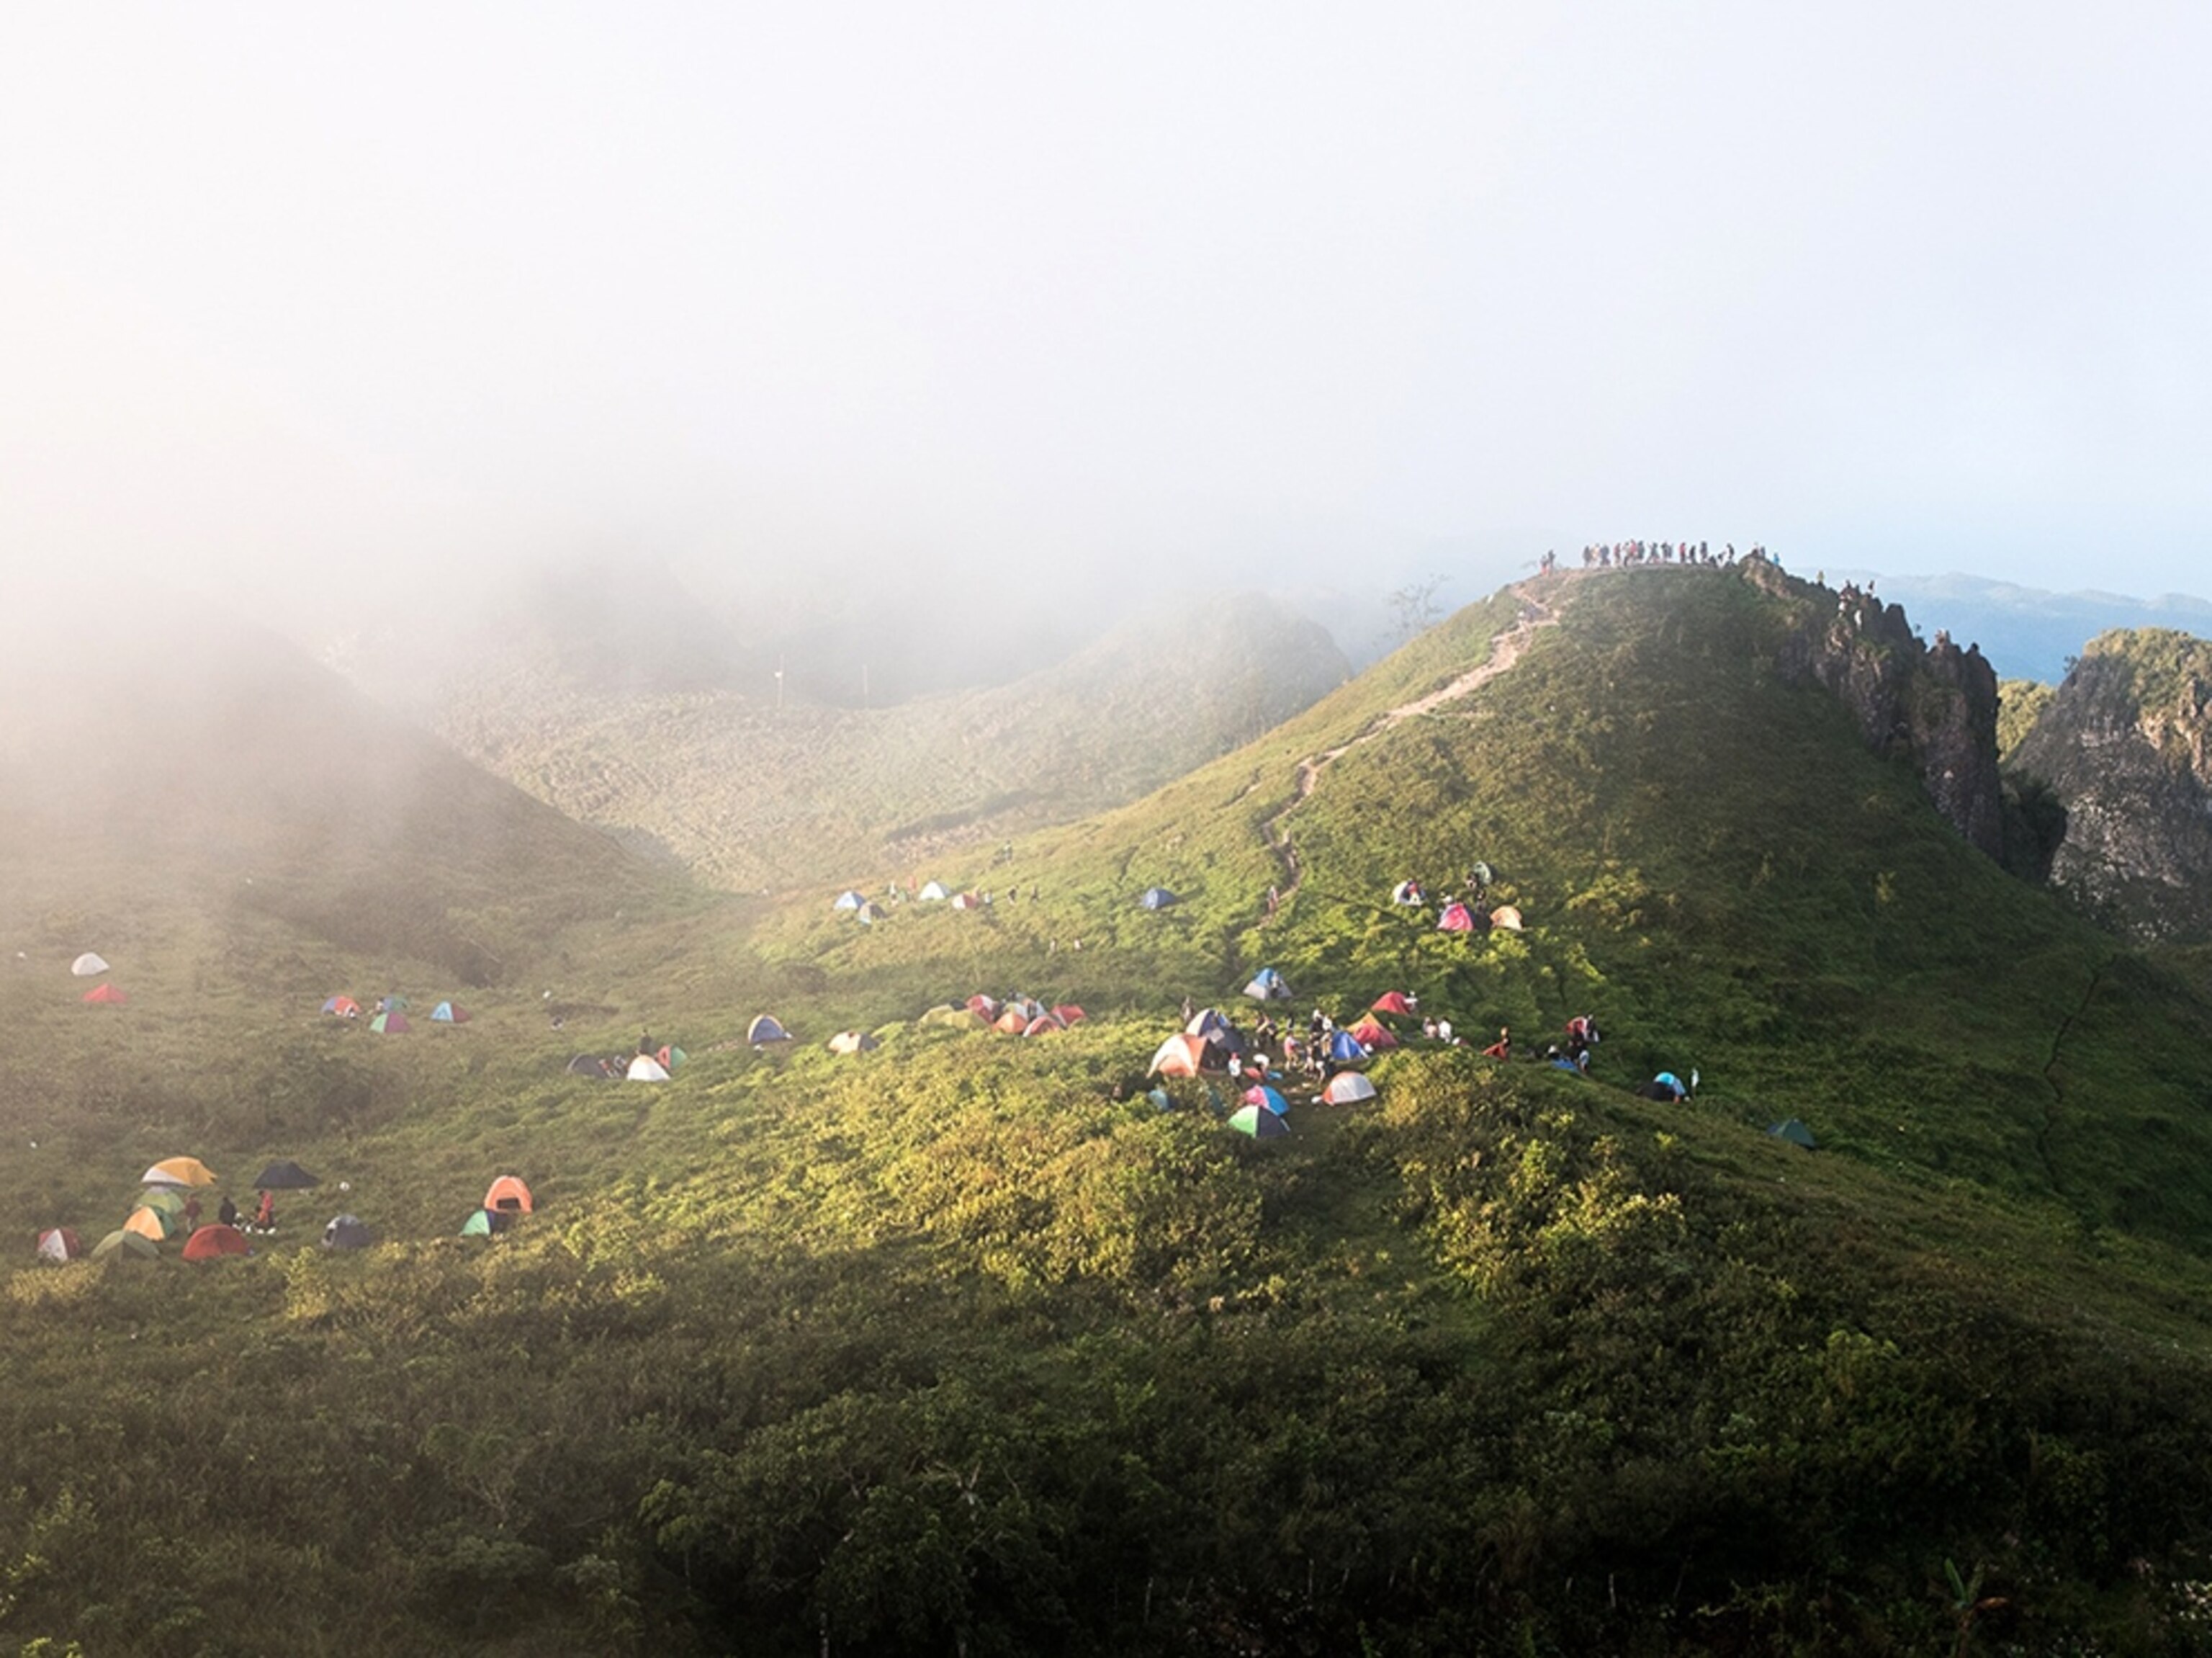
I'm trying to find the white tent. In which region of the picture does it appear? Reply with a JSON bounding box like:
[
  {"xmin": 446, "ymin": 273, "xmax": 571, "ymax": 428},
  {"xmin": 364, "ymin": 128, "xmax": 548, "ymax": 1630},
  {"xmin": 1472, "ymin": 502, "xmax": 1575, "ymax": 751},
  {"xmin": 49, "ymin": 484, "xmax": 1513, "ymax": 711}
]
[
  {"xmin": 917, "ymin": 881, "xmax": 950, "ymax": 901},
  {"xmin": 625, "ymin": 1054, "xmax": 671, "ymax": 1082},
  {"xmin": 70, "ymin": 952, "xmax": 109, "ymax": 977}
]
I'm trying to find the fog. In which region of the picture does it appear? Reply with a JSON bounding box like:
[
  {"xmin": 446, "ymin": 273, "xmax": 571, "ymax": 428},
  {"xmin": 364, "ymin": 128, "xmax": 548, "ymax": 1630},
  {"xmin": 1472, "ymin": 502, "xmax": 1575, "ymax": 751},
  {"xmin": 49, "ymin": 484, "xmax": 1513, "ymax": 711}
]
[{"xmin": 6, "ymin": 3, "xmax": 2211, "ymax": 665}]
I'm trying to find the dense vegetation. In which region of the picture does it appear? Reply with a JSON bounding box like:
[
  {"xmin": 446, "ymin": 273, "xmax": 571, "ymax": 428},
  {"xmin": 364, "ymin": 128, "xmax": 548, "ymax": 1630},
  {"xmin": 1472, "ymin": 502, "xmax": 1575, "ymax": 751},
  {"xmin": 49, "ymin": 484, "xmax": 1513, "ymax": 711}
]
[{"xmin": 7, "ymin": 568, "xmax": 2212, "ymax": 1654}]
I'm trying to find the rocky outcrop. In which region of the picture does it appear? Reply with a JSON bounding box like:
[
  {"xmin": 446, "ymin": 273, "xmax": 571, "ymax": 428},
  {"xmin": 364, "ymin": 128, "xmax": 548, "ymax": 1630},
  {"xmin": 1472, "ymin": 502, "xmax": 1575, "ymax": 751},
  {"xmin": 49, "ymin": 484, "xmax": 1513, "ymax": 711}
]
[
  {"xmin": 2010, "ymin": 629, "xmax": 2212, "ymax": 943},
  {"xmin": 1742, "ymin": 560, "xmax": 2005, "ymax": 859}
]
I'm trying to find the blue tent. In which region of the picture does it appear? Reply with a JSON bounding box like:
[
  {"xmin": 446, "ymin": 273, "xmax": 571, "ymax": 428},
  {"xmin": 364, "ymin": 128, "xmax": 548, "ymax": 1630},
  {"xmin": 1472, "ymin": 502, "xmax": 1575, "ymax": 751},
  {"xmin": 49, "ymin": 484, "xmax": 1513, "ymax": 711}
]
[
  {"xmin": 1138, "ymin": 887, "xmax": 1179, "ymax": 910},
  {"xmin": 1244, "ymin": 1085, "xmax": 1289, "ymax": 1117},
  {"xmin": 1768, "ymin": 1118, "xmax": 1817, "ymax": 1149},
  {"xmin": 1326, "ymin": 1030, "xmax": 1370, "ymax": 1062},
  {"xmin": 1243, "ymin": 967, "xmax": 1292, "ymax": 1001},
  {"xmin": 430, "ymin": 1000, "xmax": 468, "ymax": 1023},
  {"xmin": 832, "ymin": 890, "xmax": 865, "ymax": 911},
  {"xmin": 1186, "ymin": 1008, "xmax": 1231, "ymax": 1039}
]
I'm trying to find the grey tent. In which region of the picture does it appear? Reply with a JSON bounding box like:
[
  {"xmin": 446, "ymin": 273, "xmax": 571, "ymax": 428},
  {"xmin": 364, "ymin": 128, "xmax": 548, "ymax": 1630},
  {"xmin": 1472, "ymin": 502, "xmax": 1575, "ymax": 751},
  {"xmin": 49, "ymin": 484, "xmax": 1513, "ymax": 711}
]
[
  {"xmin": 252, "ymin": 1160, "xmax": 320, "ymax": 1190},
  {"xmin": 322, "ymin": 1214, "xmax": 374, "ymax": 1250},
  {"xmin": 1768, "ymin": 1118, "xmax": 1817, "ymax": 1150}
]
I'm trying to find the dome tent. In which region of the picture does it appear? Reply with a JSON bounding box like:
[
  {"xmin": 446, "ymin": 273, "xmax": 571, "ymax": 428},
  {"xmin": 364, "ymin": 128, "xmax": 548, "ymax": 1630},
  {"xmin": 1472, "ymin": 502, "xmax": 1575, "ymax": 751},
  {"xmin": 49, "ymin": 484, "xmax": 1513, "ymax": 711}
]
[
  {"xmin": 322, "ymin": 1214, "xmax": 375, "ymax": 1250},
  {"xmin": 71, "ymin": 952, "xmax": 109, "ymax": 976}
]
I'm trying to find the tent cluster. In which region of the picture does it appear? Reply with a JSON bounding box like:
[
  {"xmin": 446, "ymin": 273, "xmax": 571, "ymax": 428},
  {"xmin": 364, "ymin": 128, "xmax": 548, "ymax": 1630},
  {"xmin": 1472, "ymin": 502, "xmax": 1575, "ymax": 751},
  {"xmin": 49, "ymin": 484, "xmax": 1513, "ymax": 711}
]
[
  {"xmin": 68, "ymin": 951, "xmax": 129, "ymax": 1006},
  {"xmin": 566, "ymin": 1041, "xmax": 690, "ymax": 1080},
  {"xmin": 323, "ymin": 993, "xmax": 471, "ymax": 1031},
  {"xmin": 462, "ymin": 1175, "xmax": 533, "ymax": 1237},
  {"xmin": 961, "ymin": 993, "xmax": 1087, "ymax": 1038}
]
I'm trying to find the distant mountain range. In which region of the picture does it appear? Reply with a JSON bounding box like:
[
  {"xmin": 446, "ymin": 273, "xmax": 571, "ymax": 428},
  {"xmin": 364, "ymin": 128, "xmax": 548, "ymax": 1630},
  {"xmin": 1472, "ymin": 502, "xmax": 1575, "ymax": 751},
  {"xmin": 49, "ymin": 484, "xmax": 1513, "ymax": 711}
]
[{"xmin": 1851, "ymin": 573, "xmax": 2212, "ymax": 683}]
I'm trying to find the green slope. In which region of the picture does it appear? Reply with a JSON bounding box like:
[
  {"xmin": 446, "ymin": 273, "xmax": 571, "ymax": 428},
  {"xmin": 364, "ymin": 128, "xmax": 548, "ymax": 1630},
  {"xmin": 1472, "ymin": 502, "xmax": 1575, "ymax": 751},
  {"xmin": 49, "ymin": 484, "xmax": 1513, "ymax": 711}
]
[{"xmin": 10, "ymin": 571, "xmax": 2212, "ymax": 1654}]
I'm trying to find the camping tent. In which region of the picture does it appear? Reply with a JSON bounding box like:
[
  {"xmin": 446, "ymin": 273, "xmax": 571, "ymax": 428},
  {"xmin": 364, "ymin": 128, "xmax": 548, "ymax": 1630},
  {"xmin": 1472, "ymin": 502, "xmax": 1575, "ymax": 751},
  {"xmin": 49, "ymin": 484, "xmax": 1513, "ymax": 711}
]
[
  {"xmin": 855, "ymin": 902, "xmax": 886, "ymax": 926},
  {"xmin": 378, "ymin": 995, "xmax": 408, "ymax": 1012},
  {"xmin": 1138, "ymin": 887, "xmax": 1179, "ymax": 910},
  {"xmin": 460, "ymin": 1208, "xmax": 505, "ymax": 1237},
  {"xmin": 123, "ymin": 1206, "xmax": 174, "ymax": 1243},
  {"xmin": 827, "ymin": 1030, "xmax": 880, "ymax": 1055},
  {"xmin": 135, "ymin": 1188, "xmax": 187, "ymax": 1216},
  {"xmin": 484, "ymin": 1175, "xmax": 534, "ymax": 1214},
  {"xmin": 369, "ymin": 1011, "xmax": 410, "ymax": 1034},
  {"xmin": 1022, "ymin": 1013, "xmax": 1066, "ymax": 1037},
  {"xmin": 1323, "ymin": 1071, "xmax": 1379, "ymax": 1105},
  {"xmin": 1148, "ymin": 1033, "xmax": 1208, "ymax": 1078},
  {"xmin": 950, "ymin": 892, "xmax": 984, "ymax": 910},
  {"xmin": 1768, "ymin": 1119, "xmax": 1817, "ymax": 1150},
  {"xmin": 1390, "ymin": 881, "xmax": 1424, "ymax": 905},
  {"xmin": 747, "ymin": 1014, "xmax": 792, "ymax": 1044},
  {"xmin": 1370, "ymin": 991, "xmax": 1416, "ymax": 1016},
  {"xmin": 1242, "ymin": 1085, "xmax": 1290, "ymax": 1117},
  {"xmin": 1243, "ymin": 967, "xmax": 1292, "ymax": 1001},
  {"xmin": 656, "ymin": 1045, "xmax": 686, "ymax": 1070},
  {"xmin": 1489, "ymin": 905, "xmax": 1524, "ymax": 932},
  {"xmin": 832, "ymin": 890, "xmax": 865, "ymax": 910},
  {"xmin": 1185, "ymin": 1008, "xmax": 1231, "ymax": 1040},
  {"xmin": 626, "ymin": 1054, "xmax": 671, "ymax": 1081},
  {"xmin": 143, "ymin": 1157, "xmax": 217, "ymax": 1188},
  {"xmin": 70, "ymin": 952, "xmax": 109, "ymax": 976},
  {"xmin": 182, "ymin": 1224, "xmax": 251, "ymax": 1262},
  {"xmin": 321, "ymin": 995, "xmax": 361, "ymax": 1018},
  {"xmin": 430, "ymin": 1000, "xmax": 469, "ymax": 1023},
  {"xmin": 82, "ymin": 983, "xmax": 127, "ymax": 1005},
  {"xmin": 91, "ymin": 1229, "xmax": 158, "ymax": 1262},
  {"xmin": 1228, "ymin": 1103, "xmax": 1290, "ymax": 1139},
  {"xmin": 1436, "ymin": 903, "xmax": 1478, "ymax": 933},
  {"xmin": 566, "ymin": 1054, "xmax": 619, "ymax": 1078},
  {"xmin": 35, "ymin": 1227, "xmax": 82, "ymax": 1263},
  {"xmin": 993, "ymin": 1006, "xmax": 1030, "ymax": 1035},
  {"xmin": 322, "ymin": 1214, "xmax": 374, "ymax": 1250},
  {"xmin": 251, "ymin": 1160, "xmax": 320, "ymax": 1190},
  {"xmin": 966, "ymin": 993, "xmax": 1000, "ymax": 1018},
  {"xmin": 917, "ymin": 881, "xmax": 950, "ymax": 901},
  {"xmin": 1326, "ymin": 1030, "xmax": 1370, "ymax": 1063}
]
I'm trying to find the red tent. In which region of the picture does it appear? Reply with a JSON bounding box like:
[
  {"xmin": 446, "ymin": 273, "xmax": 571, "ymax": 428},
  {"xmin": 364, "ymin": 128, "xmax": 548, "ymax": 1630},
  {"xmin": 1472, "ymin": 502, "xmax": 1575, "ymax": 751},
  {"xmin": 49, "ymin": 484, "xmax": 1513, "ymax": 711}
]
[
  {"xmin": 1437, "ymin": 903, "xmax": 1477, "ymax": 933},
  {"xmin": 484, "ymin": 1175, "xmax": 534, "ymax": 1214},
  {"xmin": 1346, "ymin": 1018, "xmax": 1398, "ymax": 1049},
  {"xmin": 82, "ymin": 983, "xmax": 127, "ymax": 1005},
  {"xmin": 1370, "ymin": 991, "xmax": 1416, "ymax": 1016},
  {"xmin": 181, "ymin": 1224, "xmax": 251, "ymax": 1262},
  {"xmin": 1052, "ymin": 1004, "xmax": 1087, "ymax": 1025}
]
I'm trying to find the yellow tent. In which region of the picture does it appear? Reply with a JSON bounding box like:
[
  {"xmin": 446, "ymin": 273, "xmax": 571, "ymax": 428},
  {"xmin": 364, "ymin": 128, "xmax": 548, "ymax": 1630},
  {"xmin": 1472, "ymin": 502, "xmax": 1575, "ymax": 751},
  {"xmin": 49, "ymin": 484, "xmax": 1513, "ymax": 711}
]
[
  {"xmin": 141, "ymin": 1157, "xmax": 218, "ymax": 1187},
  {"xmin": 123, "ymin": 1206, "xmax": 171, "ymax": 1242}
]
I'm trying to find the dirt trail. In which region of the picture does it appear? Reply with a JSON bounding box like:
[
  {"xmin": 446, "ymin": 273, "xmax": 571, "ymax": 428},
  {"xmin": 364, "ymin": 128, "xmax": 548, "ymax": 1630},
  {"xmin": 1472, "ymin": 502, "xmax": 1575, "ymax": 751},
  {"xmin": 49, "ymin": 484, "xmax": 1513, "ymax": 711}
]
[{"xmin": 1260, "ymin": 582, "xmax": 1565, "ymax": 910}]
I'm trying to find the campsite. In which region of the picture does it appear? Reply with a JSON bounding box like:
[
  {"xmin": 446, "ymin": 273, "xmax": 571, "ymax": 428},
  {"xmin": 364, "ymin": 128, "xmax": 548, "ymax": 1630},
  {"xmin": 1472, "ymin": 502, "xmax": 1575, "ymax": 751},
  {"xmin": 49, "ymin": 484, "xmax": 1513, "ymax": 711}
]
[{"xmin": 9, "ymin": 563, "xmax": 2212, "ymax": 1657}]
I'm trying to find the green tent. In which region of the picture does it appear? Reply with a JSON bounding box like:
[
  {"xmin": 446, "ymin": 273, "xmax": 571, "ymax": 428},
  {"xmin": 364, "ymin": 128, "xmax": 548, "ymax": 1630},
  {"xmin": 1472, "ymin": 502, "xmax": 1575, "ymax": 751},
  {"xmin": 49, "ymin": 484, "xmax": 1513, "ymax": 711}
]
[
  {"xmin": 91, "ymin": 1229, "xmax": 159, "ymax": 1262},
  {"xmin": 1768, "ymin": 1118, "xmax": 1817, "ymax": 1150},
  {"xmin": 1228, "ymin": 1103, "xmax": 1290, "ymax": 1139}
]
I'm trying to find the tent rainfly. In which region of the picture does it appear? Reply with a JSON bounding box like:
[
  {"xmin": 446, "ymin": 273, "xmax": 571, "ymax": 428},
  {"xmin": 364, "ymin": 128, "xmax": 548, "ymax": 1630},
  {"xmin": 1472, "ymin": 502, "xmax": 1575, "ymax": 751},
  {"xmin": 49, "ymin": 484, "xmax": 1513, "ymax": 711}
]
[
  {"xmin": 70, "ymin": 952, "xmax": 109, "ymax": 976},
  {"xmin": 1323, "ymin": 1071, "xmax": 1379, "ymax": 1105}
]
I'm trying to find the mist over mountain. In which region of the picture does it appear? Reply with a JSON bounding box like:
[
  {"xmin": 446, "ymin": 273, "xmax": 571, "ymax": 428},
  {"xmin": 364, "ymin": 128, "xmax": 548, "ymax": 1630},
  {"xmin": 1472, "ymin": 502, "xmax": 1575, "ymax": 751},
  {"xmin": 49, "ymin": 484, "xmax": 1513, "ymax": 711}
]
[{"xmin": 333, "ymin": 560, "xmax": 1352, "ymax": 890}]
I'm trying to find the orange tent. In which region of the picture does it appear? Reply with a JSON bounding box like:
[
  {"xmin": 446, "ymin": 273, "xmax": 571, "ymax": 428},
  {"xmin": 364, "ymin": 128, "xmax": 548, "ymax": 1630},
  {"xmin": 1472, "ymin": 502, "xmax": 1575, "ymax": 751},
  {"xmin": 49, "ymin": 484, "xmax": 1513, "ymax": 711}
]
[
  {"xmin": 483, "ymin": 1175, "xmax": 534, "ymax": 1214},
  {"xmin": 181, "ymin": 1224, "xmax": 251, "ymax": 1261},
  {"xmin": 122, "ymin": 1207, "xmax": 168, "ymax": 1243},
  {"xmin": 1148, "ymin": 1032, "xmax": 1208, "ymax": 1078}
]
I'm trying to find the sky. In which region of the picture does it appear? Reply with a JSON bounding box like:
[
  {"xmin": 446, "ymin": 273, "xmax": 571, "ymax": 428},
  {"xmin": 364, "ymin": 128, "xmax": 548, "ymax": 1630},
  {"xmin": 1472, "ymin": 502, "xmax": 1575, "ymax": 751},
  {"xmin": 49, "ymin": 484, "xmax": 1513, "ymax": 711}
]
[{"xmin": 5, "ymin": 2, "xmax": 2211, "ymax": 645}]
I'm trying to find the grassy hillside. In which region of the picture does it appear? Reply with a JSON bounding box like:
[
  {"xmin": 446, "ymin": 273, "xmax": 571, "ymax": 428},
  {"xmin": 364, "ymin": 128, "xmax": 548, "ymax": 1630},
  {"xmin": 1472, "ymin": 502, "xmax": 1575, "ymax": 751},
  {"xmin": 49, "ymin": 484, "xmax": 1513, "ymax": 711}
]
[{"xmin": 9, "ymin": 570, "xmax": 2212, "ymax": 1653}]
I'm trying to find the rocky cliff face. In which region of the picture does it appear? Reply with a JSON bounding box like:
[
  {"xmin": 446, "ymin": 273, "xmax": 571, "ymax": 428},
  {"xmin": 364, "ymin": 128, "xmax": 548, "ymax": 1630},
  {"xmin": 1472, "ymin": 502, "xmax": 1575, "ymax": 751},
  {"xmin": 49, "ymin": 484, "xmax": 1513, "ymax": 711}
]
[
  {"xmin": 2010, "ymin": 629, "xmax": 2212, "ymax": 943},
  {"xmin": 1741, "ymin": 560, "xmax": 2006, "ymax": 859}
]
